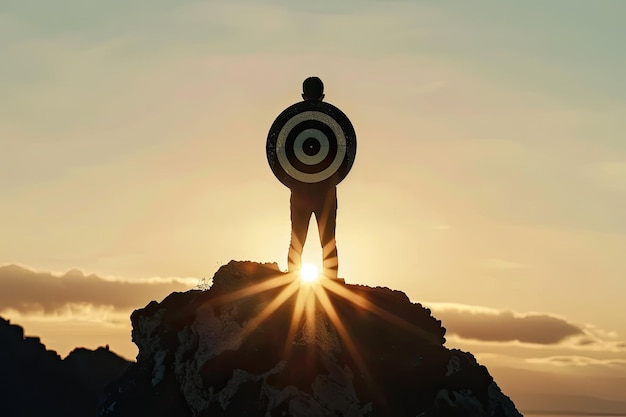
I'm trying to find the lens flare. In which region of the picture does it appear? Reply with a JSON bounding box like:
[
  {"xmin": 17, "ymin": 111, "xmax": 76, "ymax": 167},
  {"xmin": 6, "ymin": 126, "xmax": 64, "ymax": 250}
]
[{"xmin": 300, "ymin": 263, "xmax": 319, "ymax": 283}]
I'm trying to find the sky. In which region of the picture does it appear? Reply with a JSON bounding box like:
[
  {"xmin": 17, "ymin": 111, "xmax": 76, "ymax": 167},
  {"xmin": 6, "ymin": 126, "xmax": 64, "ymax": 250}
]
[{"xmin": 1, "ymin": 0, "xmax": 626, "ymax": 414}]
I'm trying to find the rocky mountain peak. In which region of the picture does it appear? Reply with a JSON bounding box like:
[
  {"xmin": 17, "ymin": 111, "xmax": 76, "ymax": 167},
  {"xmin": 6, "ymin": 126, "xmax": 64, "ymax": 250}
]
[{"xmin": 100, "ymin": 260, "xmax": 522, "ymax": 417}]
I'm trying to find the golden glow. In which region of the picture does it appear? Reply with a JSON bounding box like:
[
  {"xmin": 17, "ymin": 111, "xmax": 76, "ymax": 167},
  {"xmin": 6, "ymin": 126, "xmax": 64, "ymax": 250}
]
[
  {"xmin": 213, "ymin": 266, "xmax": 444, "ymax": 395},
  {"xmin": 210, "ymin": 273, "xmax": 295, "ymax": 306},
  {"xmin": 283, "ymin": 282, "xmax": 315, "ymax": 357},
  {"xmin": 300, "ymin": 263, "xmax": 319, "ymax": 283},
  {"xmin": 312, "ymin": 282, "xmax": 374, "ymax": 384},
  {"xmin": 241, "ymin": 279, "xmax": 300, "ymax": 338}
]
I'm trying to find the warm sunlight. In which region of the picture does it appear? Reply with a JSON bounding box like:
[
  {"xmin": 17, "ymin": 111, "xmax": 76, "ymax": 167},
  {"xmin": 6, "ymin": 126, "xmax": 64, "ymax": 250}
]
[{"xmin": 300, "ymin": 263, "xmax": 319, "ymax": 283}]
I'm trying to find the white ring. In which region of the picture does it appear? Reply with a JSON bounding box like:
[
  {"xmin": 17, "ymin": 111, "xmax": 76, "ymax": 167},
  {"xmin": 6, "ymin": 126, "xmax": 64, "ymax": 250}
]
[
  {"xmin": 276, "ymin": 111, "xmax": 347, "ymax": 183},
  {"xmin": 293, "ymin": 128, "xmax": 329, "ymax": 165}
]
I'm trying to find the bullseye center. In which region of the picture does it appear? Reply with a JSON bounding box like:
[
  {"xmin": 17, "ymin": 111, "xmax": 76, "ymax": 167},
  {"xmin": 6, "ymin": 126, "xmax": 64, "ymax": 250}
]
[{"xmin": 302, "ymin": 137, "xmax": 320, "ymax": 156}]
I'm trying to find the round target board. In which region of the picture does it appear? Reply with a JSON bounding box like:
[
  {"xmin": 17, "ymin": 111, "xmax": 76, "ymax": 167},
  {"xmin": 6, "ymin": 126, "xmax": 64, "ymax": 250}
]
[{"xmin": 266, "ymin": 100, "xmax": 357, "ymax": 189}]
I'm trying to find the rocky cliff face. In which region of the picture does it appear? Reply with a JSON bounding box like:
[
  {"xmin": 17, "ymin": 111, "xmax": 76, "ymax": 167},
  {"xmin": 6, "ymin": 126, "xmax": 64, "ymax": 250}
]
[{"xmin": 101, "ymin": 261, "xmax": 522, "ymax": 417}]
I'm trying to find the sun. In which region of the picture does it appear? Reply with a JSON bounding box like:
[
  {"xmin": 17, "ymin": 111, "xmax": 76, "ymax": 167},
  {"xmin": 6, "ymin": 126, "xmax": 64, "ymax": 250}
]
[{"xmin": 300, "ymin": 263, "xmax": 319, "ymax": 283}]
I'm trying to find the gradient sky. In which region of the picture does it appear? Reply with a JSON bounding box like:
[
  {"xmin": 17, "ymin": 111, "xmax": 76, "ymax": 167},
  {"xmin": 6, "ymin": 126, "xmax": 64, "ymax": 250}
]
[{"xmin": 2, "ymin": 1, "xmax": 625, "ymax": 414}]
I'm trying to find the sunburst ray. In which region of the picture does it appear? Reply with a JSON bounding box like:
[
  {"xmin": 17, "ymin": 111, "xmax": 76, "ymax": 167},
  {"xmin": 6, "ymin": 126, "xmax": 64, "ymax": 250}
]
[
  {"xmin": 240, "ymin": 280, "xmax": 300, "ymax": 338},
  {"xmin": 312, "ymin": 284, "xmax": 374, "ymax": 384},
  {"xmin": 210, "ymin": 273, "xmax": 295, "ymax": 307},
  {"xmin": 283, "ymin": 283, "xmax": 313, "ymax": 357},
  {"xmin": 320, "ymin": 278, "xmax": 441, "ymax": 345}
]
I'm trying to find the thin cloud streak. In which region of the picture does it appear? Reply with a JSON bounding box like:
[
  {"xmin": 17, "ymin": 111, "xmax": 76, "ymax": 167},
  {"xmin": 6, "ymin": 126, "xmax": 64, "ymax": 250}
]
[{"xmin": 526, "ymin": 355, "xmax": 626, "ymax": 368}]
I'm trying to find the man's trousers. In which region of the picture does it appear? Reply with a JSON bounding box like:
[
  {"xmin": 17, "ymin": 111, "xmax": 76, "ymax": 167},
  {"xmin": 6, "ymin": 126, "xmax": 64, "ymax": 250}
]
[{"xmin": 287, "ymin": 187, "xmax": 338, "ymax": 278}]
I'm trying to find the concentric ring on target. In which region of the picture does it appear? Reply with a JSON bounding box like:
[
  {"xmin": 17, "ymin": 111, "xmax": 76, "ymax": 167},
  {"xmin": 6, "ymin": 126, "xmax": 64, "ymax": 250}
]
[
  {"xmin": 285, "ymin": 120, "xmax": 337, "ymax": 175},
  {"xmin": 276, "ymin": 111, "xmax": 346, "ymax": 183},
  {"xmin": 266, "ymin": 100, "xmax": 357, "ymax": 188},
  {"xmin": 293, "ymin": 128, "xmax": 329, "ymax": 165}
]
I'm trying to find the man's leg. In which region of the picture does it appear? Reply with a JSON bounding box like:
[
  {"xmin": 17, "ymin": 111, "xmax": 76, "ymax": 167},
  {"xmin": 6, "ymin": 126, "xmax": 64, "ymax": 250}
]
[
  {"xmin": 288, "ymin": 193, "xmax": 312, "ymax": 273},
  {"xmin": 315, "ymin": 187, "xmax": 338, "ymax": 279}
]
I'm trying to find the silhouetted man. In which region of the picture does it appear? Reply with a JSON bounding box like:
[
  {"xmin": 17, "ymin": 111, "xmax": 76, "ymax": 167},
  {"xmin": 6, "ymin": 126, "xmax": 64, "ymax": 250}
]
[{"xmin": 287, "ymin": 76, "xmax": 339, "ymax": 279}]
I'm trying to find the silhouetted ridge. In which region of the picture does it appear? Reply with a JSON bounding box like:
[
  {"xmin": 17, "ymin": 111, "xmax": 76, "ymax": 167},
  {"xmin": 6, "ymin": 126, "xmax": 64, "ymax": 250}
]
[
  {"xmin": 0, "ymin": 317, "xmax": 131, "ymax": 417},
  {"xmin": 101, "ymin": 260, "xmax": 522, "ymax": 416}
]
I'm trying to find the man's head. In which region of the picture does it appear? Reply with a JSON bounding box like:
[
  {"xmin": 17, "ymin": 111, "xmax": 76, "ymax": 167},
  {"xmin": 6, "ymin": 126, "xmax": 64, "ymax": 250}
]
[{"xmin": 302, "ymin": 76, "xmax": 325, "ymax": 101}]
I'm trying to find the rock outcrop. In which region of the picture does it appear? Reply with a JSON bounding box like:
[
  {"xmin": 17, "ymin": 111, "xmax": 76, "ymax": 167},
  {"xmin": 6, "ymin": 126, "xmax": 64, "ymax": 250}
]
[
  {"xmin": 101, "ymin": 261, "xmax": 522, "ymax": 417},
  {"xmin": 0, "ymin": 317, "xmax": 130, "ymax": 417}
]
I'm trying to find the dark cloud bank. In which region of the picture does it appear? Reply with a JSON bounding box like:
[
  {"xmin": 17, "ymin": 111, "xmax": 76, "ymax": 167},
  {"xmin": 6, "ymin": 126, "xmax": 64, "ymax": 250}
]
[
  {"xmin": 432, "ymin": 307, "xmax": 584, "ymax": 345},
  {"xmin": 0, "ymin": 264, "xmax": 193, "ymax": 314}
]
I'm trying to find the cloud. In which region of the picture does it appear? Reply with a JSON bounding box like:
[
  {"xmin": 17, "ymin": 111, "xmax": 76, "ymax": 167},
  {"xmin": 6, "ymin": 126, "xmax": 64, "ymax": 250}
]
[
  {"xmin": 427, "ymin": 303, "xmax": 626, "ymax": 353},
  {"xmin": 527, "ymin": 355, "xmax": 626, "ymax": 368},
  {"xmin": 428, "ymin": 303, "xmax": 584, "ymax": 344},
  {"xmin": 0, "ymin": 264, "xmax": 195, "ymax": 315}
]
